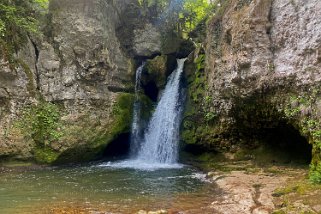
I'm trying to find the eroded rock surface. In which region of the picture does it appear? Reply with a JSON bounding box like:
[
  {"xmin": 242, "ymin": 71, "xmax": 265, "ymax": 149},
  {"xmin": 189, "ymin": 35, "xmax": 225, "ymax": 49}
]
[
  {"xmin": 183, "ymin": 0, "xmax": 321, "ymax": 177},
  {"xmin": 133, "ymin": 23, "xmax": 162, "ymax": 57},
  {"xmin": 211, "ymin": 171, "xmax": 289, "ymax": 214},
  {"xmin": 0, "ymin": 0, "xmax": 135, "ymax": 163}
]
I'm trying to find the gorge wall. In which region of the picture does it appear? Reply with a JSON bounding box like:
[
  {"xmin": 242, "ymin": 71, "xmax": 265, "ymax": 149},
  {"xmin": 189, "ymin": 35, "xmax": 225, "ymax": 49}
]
[
  {"xmin": 183, "ymin": 0, "xmax": 321, "ymax": 180},
  {"xmin": 1, "ymin": 0, "xmax": 321, "ymax": 182},
  {"xmin": 0, "ymin": 0, "xmax": 138, "ymax": 163},
  {"xmin": 0, "ymin": 0, "xmax": 183, "ymax": 164}
]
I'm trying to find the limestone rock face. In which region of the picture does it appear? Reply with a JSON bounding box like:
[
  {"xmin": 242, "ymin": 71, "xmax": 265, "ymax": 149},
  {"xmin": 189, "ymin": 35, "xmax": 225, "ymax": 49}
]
[
  {"xmin": 133, "ymin": 23, "xmax": 162, "ymax": 57},
  {"xmin": 41, "ymin": 0, "xmax": 132, "ymax": 101},
  {"xmin": 0, "ymin": 0, "xmax": 135, "ymax": 163},
  {"xmin": 184, "ymin": 0, "xmax": 321, "ymax": 172},
  {"xmin": 0, "ymin": 37, "xmax": 38, "ymax": 160}
]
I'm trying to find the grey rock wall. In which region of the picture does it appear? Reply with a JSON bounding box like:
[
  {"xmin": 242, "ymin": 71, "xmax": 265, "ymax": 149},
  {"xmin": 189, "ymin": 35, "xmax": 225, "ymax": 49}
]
[
  {"xmin": 184, "ymin": 0, "xmax": 321, "ymax": 175},
  {"xmin": 0, "ymin": 0, "xmax": 136, "ymax": 162}
]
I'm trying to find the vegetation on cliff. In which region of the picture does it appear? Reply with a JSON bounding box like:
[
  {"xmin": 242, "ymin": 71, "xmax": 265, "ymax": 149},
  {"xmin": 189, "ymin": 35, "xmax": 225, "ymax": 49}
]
[
  {"xmin": 138, "ymin": 0, "xmax": 215, "ymax": 36},
  {"xmin": 0, "ymin": 0, "xmax": 48, "ymax": 59},
  {"xmin": 181, "ymin": 0, "xmax": 321, "ymax": 185}
]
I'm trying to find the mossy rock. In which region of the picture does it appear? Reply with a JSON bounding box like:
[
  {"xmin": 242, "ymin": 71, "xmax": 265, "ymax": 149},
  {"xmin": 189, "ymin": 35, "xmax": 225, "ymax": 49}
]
[
  {"xmin": 52, "ymin": 144, "xmax": 107, "ymax": 164},
  {"xmin": 161, "ymin": 31, "xmax": 181, "ymax": 55},
  {"xmin": 12, "ymin": 93, "xmax": 137, "ymax": 165},
  {"xmin": 34, "ymin": 147, "xmax": 59, "ymax": 164},
  {"xmin": 52, "ymin": 93, "xmax": 136, "ymax": 164},
  {"xmin": 144, "ymin": 55, "xmax": 168, "ymax": 89}
]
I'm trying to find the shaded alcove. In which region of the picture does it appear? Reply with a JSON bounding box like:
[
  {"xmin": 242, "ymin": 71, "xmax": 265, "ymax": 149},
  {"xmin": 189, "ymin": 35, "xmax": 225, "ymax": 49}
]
[
  {"xmin": 103, "ymin": 133, "xmax": 131, "ymax": 160},
  {"xmin": 236, "ymin": 121, "xmax": 312, "ymax": 166},
  {"xmin": 142, "ymin": 81, "xmax": 159, "ymax": 102},
  {"xmin": 256, "ymin": 122, "xmax": 312, "ymax": 165}
]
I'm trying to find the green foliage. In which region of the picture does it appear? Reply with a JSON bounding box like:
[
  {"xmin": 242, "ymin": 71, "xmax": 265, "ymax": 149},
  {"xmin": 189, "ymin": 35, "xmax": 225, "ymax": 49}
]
[
  {"xmin": 310, "ymin": 162, "xmax": 321, "ymax": 184},
  {"xmin": 110, "ymin": 93, "xmax": 135, "ymax": 139},
  {"xmin": 34, "ymin": 146, "xmax": 59, "ymax": 164},
  {"xmin": 18, "ymin": 101, "xmax": 62, "ymax": 147},
  {"xmin": 137, "ymin": 0, "xmax": 217, "ymax": 37},
  {"xmin": 0, "ymin": 0, "xmax": 48, "ymax": 57},
  {"xmin": 195, "ymin": 53, "xmax": 205, "ymax": 70},
  {"xmin": 283, "ymin": 93, "xmax": 321, "ymax": 182},
  {"xmin": 179, "ymin": 0, "xmax": 213, "ymax": 35},
  {"xmin": 182, "ymin": 51, "xmax": 221, "ymax": 147},
  {"xmin": 138, "ymin": 0, "xmax": 171, "ymax": 19},
  {"xmin": 284, "ymin": 94, "xmax": 321, "ymax": 148}
]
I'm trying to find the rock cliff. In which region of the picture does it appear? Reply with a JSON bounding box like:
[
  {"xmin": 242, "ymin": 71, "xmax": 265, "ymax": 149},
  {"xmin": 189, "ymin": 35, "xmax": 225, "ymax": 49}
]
[
  {"xmin": 183, "ymin": 0, "xmax": 321, "ymax": 180},
  {"xmin": 0, "ymin": 0, "xmax": 136, "ymax": 163}
]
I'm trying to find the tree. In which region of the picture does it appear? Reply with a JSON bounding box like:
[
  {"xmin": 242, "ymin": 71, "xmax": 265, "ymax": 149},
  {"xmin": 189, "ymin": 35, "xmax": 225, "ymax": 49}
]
[
  {"xmin": 0, "ymin": 0, "xmax": 48, "ymax": 59},
  {"xmin": 137, "ymin": 0, "xmax": 215, "ymax": 38},
  {"xmin": 179, "ymin": 0, "xmax": 213, "ymax": 35}
]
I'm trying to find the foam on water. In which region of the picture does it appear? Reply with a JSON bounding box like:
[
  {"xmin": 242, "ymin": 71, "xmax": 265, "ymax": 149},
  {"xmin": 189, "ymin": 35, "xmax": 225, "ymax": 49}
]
[
  {"xmin": 101, "ymin": 58, "xmax": 186, "ymax": 170},
  {"xmin": 135, "ymin": 58, "xmax": 186, "ymax": 164},
  {"xmin": 98, "ymin": 160, "xmax": 184, "ymax": 171}
]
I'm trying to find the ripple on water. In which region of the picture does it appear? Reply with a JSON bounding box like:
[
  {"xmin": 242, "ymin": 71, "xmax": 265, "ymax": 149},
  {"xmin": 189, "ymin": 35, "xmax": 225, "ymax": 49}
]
[{"xmin": 0, "ymin": 162, "xmax": 218, "ymax": 214}]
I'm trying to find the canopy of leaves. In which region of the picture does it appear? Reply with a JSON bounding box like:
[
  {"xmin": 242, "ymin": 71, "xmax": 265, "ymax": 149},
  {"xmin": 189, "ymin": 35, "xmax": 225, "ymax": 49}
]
[
  {"xmin": 180, "ymin": 0, "xmax": 213, "ymax": 34},
  {"xmin": 137, "ymin": 0, "xmax": 216, "ymax": 37},
  {"xmin": 0, "ymin": 0, "xmax": 48, "ymax": 58}
]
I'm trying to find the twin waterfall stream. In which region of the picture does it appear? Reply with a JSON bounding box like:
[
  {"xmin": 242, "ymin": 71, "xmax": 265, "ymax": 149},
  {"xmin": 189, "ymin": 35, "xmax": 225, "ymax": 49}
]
[
  {"xmin": 106, "ymin": 58, "xmax": 186, "ymax": 169},
  {"xmin": 132, "ymin": 58, "xmax": 186, "ymax": 164},
  {"xmin": 0, "ymin": 58, "xmax": 217, "ymax": 214}
]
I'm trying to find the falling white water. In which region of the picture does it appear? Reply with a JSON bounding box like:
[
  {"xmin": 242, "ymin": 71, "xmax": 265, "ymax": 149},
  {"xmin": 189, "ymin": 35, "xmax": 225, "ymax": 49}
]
[
  {"xmin": 136, "ymin": 58, "xmax": 186, "ymax": 164},
  {"xmin": 130, "ymin": 63, "xmax": 145, "ymax": 157},
  {"xmin": 101, "ymin": 58, "xmax": 186, "ymax": 170}
]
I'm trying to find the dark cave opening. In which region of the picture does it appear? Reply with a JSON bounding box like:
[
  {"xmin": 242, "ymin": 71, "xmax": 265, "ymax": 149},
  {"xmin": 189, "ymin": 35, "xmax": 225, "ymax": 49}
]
[
  {"xmin": 142, "ymin": 81, "xmax": 159, "ymax": 102},
  {"xmin": 244, "ymin": 122, "xmax": 312, "ymax": 166},
  {"xmin": 103, "ymin": 133, "xmax": 131, "ymax": 160}
]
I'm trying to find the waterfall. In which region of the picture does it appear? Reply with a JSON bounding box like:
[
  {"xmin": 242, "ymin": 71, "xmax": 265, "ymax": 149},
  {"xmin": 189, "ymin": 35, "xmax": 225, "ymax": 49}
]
[
  {"xmin": 136, "ymin": 58, "xmax": 186, "ymax": 164},
  {"xmin": 102, "ymin": 58, "xmax": 186, "ymax": 170},
  {"xmin": 130, "ymin": 63, "xmax": 145, "ymax": 157}
]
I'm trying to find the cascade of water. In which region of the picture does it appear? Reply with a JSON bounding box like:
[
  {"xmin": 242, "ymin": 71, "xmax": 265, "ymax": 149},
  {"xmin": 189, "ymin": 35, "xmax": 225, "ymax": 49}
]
[
  {"xmin": 103, "ymin": 58, "xmax": 186, "ymax": 170},
  {"xmin": 130, "ymin": 63, "xmax": 145, "ymax": 157},
  {"xmin": 136, "ymin": 58, "xmax": 187, "ymax": 164}
]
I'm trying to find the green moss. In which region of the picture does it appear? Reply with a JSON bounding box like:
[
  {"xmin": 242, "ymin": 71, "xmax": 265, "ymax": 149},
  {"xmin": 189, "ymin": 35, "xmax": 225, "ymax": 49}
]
[
  {"xmin": 60, "ymin": 93, "xmax": 135, "ymax": 163},
  {"xmin": 282, "ymin": 92, "xmax": 321, "ymax": 183},
  {"xmin": 15, "ymin": 101, "xmax": 62, "ymax": 146},
  {"xmin": 34, "ymin": 146, "xmax": 59, "ymax": 164},
  {"xmin": 12, "ymin": 101, "xmax": 63, "ymax": 164},
  {"xmin": 309, "ymin": 162, "xmax": 321, "ymax": 183},
  {"xmin": 138, "ymin": 93, "xmax": 154, "ymax": 120},
  {"xmin": 182, "ymin": 51, "xmax": 221, "ymax": 150},
  {"xmin": 17, "ymin": 101, "xmax": 62, "ymax": 147},
  {"xmin": 52, "ymin": 144, "xmax": 107, "ymax": 165},
  {"xmin": 17, "ymin": 59, "xmax": 37, "ymax": 97},
  {"xmin": 272, "ymin": 175, "xmax": 321, "ymax": 213},
  {"xmin": 110, "ymin": 93, "xmax": 135, "ymax": 137},
  {"xmin": 145, "ymin": 55, "xmax": 168, "ymax": 89}
]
